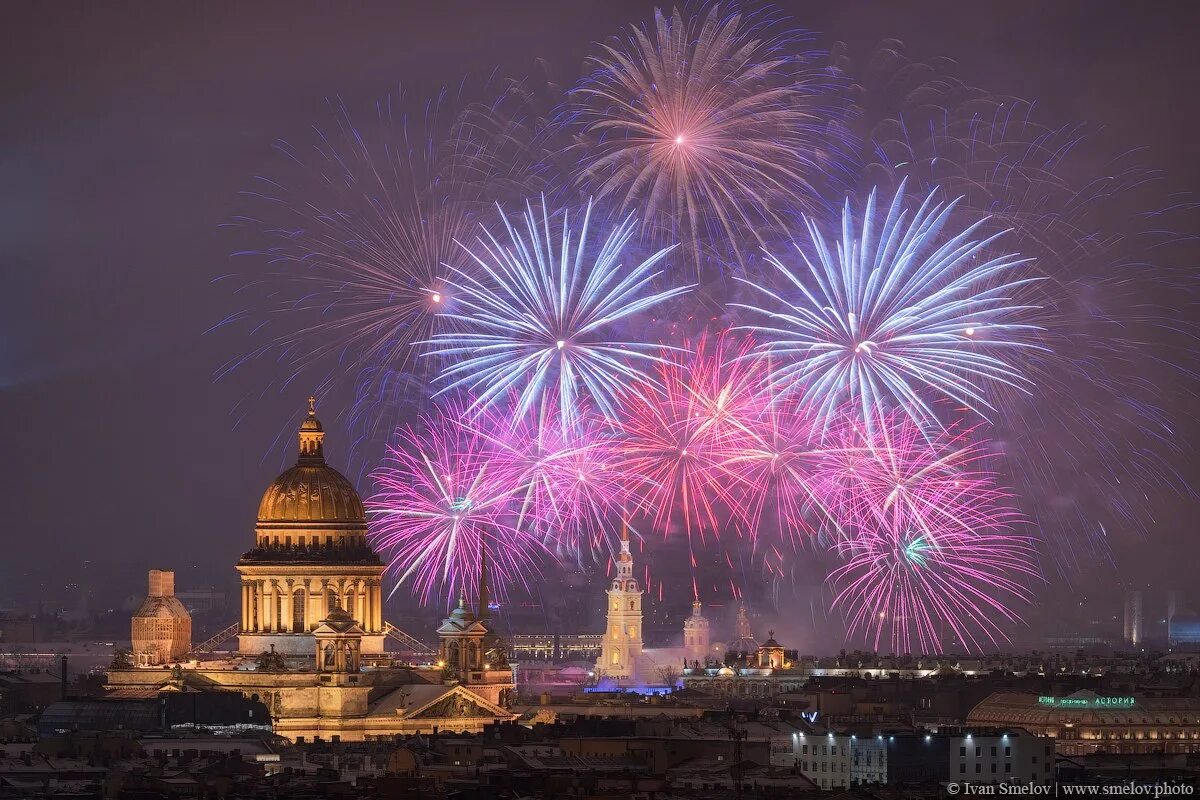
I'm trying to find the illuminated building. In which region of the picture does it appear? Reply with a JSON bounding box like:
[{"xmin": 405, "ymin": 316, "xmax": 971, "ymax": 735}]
[
  {"xmin": 681, "ymin": 632, "xmax": 803, "ymax": 698},
  {"xmin": 130, "ymin": 570, "xmax": 191, "ymax": 666},
  {"xmin": 236, "ymin": 398, "xmax": 385, "ymax": 656},
  {"xmin": 773, "ymin": 729, "xmax": 1053, "ymax": 788},
  {"xmin": 968, "ymin": 690, "xmax": 1200, "ymax": 755},
  {"xmin": 682, "ymin": 600, "xmax": 710, "ymax": 665},
  {"xmin": 596, "ymin": 524, "xmax": 642, "ymax": 682},
  {"xmin": 107, "ymin": 399, "xmax": 516, "ymax": 741}
]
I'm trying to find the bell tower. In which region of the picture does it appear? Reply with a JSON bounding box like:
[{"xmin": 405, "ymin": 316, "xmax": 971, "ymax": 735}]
[{"xmin": 597, "ymin": 522, "xmax": 642, "ymax": 682}]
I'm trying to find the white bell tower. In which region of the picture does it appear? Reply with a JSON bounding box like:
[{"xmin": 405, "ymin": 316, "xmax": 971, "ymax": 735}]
[{"xmin": 597, "ymin": 522, "xmax": 642, "ymax": 681}]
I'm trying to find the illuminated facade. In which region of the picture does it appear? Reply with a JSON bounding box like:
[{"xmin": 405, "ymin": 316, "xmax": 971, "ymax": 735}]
[
  {"xmin": 968, "ymin": 690, "xmax": 1200, "ymax": 755},
  {"xmin": 108, "ymin": 399, "xmax": 516, "ymax": 741},
  {"xmin": 130, "ymin": 569, "xmax": 191, "ymax": 666},
  {"xmin": 236, "ymin": 398, "xmax": 385, "ymax": 656},
  {"xmin": 597, "ymin": 525, "xmax": 642, "ymax": 681},
  {"xmin": 683, "ymin": 600, "xmax": 710, "ymax": 664}
]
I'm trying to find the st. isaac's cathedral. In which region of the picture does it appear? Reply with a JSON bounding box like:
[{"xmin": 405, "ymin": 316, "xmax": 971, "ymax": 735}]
[{"xmin": 106, "ymin": 400, "xmax": 516, "ymax": 741}]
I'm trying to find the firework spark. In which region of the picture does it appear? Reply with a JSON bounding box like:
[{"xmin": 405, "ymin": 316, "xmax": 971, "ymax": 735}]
[
  {"xmin": 735, "ymin": 182, "xmax": 1044, "ymax": 432},
  {"xmin": 366, "ymin": 402, "xmax": 549, "ymax": 606},
  {"xmin": 571, "ymin": 4, "xmax": 838, "ymax": 267},
  {"xmin": 424, "ymin": 197, "xmax": 692, "ymax": 432},
  {"xmin": 827, "ymin": 413, "xmax": 1038, "ymax": 653}
]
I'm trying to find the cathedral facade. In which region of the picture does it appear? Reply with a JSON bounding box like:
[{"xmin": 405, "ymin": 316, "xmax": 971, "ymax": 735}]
[
  {"xmin": 236, "ymin": 398, "xmax": 385, "ymax": 655},
  {"xmin": 107, "ymin": 399, "xmax": 516, "ymax": 741}
]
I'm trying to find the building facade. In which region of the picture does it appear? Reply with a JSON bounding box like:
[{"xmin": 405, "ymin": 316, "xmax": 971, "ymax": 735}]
[
  {"xmin": 236, "ymin": 399, "xmax": 386, "ymax": 655},
  {"xmin": 107, "ymin": 399, "xmax": 516, "ymax": 741},
  {"xmin": 130, "ymin": 570, "xmax": 191, "ymax": 666},
  {"xmin": 773, "ymin": 729, "xmax": 1053, "ymax": 788},
  {"xmin": 597, "ymin": 526, "xmax": 642, "ymax": 682},
  {"xmin": 683, "ymin": 601, "xmax": 710, "ymax": 665},
  {"xmin": 968, "ymin": 690, "xmax": 1200, "ymax": 755}
]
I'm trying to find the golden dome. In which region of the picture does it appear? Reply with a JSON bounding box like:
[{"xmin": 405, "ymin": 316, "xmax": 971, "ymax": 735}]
[
  {"xmin": 256, "ymin": 398, "xmax": 366, "ymax": 526},
  {"xmin": 257, "ymin": 463, "xmax": 366, "ymax": 524}
]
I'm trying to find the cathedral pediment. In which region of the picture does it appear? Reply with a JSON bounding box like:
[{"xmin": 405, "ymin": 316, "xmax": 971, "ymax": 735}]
[{"xmin": 395, "ymin": 685, "xmax": 509, "ymax": 721}]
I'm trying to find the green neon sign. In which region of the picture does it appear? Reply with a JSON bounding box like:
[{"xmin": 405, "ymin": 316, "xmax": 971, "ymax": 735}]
[{"xmin": 1037, "ymin": 696, "xmax": 1135, "ymax": 707}]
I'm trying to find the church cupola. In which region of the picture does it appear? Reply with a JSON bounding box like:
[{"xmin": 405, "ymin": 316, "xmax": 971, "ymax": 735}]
[{"xmin": 298, "ymin": 395, "xmax": 325, "ymax": 462}]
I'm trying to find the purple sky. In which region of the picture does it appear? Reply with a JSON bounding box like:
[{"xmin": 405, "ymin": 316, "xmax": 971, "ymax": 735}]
[{"xmin": 2, "ymin": 2, "xmax": 1197, "ymax": 641}]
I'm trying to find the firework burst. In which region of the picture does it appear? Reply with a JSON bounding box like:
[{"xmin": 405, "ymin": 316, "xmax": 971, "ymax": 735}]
[
  {"xmin": 424, "ymin": 197, "xmax": 692, "ymax": 432},
  {"xmin": 827, "ymin": 413, "xmax": 1038, "ymax": 653},
  {"xmin": 571, "ymin": 4, "xmax": 839, "ymax": 268},
  {"xmin": 366, "ymin": 402, "xmax": 549, "ymax": 606},
  {"xmin": 735, "ymin": 182, "xmax": 1044, "ymax": 432}
]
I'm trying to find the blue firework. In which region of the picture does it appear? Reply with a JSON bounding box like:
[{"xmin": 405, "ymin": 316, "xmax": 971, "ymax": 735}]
[
  {"xmin": 734, "ymin": 182, "xmax": 1043, "ymax": 431},
  {"xmin": 424, "ymin": 198, "xmax": 692, "ymax": 431}
]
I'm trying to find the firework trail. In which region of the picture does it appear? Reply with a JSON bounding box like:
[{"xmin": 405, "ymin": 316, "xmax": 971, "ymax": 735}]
[
  {"xmin": 827, "ymin": 413, "xmax": 1038, "ymax": 653},
  {"xmin": 734, "ymin": 181, "xmax": 1044, "ymax": 433},
  {"xmin": 571, "ymin": 3, "xmax": 842, "ymax": 272},
  {"xmin": 833, "ymin": 39, "xmax": 1199, "ymax": 575},
  {"xmin": 612, "ymin": 336, "xmax": 755, "ymax": 544},
  {"xmin": 465, "ymin": 400, "xmax": 629, "ymax": 562},
  {"xmin": 424, "ymin": 197, "xmax": 692, "ymax": 433},
  {"xmin": 366, "ymin": 400, "xmax": 549, "ymax": 606}
]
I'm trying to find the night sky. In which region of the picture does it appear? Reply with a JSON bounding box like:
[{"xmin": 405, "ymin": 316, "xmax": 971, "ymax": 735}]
[{"xmin": 3, "ymin": 2, "xmax": 1197, "ymax": 641}]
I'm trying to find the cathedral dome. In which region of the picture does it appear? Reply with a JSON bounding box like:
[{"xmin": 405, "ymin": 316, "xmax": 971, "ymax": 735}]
[
  {"xmin": 258, "ymin": 464, "xmax": 365, "ymax": 524},
  {"xmin": 255, "ymin": 397, "xmax": 366, "ymax": 528}
]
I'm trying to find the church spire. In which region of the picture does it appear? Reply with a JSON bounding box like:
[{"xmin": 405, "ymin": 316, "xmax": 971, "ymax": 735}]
[
  {"xmin": 477, "ymin": 539, "xmax": 491, "ymax": 622},
  {"xmin": 297, "ymin": 394, "xmax": 325, "ymax": 463}
]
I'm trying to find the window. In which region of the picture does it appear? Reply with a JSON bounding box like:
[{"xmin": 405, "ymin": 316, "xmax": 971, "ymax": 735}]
[
  {"xmin": 960, "ymin": 747, "xmax": 967, "ymax": 756},
  {"xmin": 975, "ymin": 746, "xmax": 981, "ymax": 757},
  {"xmin": 991, "ymin": 764, "xmax": 997, "ymax": 774},
  {"xmin": 1032, "ymin": 756, "xmax": 1038, "ymax": 764},
  {"xmin": 802, "ymin": 745, "xmax": 808, "ymax": 754},
  {"xmin": 1005, "ymin": 746, "xmax": 1011, "ymax": 756},
  {"xmin": 975, "ymin": 764, "xmax": 981, "ymax": 774},
  {"xmin": 1005, "ymin": 763, "xmax": 1012, "ymax": 773},
  {"xmin": 960, "ymin": 764, "xmax": 966, "ymax": 774},
  {"xmin": 991, "ymin": 747, "xmax": 997, "ymax": 757}
]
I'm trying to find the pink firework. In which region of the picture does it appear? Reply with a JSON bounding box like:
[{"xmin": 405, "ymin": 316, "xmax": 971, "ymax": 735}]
[
  {"xmin": 614, "ymin": 334, "xmax": 761, "ymax": 541},
  {"xmin": 834, "ymin": 413, "xmax": 1016, "ymax": 542},
  {"xmin": 366, "ymin": 402, "xmax": 549, "ymax": 607},
  {"xmin": 467, "ymin": 402, "xmax": 628, "ymax": 561},
  {"xmin": 715, "ymin": 393, "xmax": 851, "ymax": 545},
  {"xmin": 826, "ymin": 414, "xmax": 1038, "ymax": 653}
]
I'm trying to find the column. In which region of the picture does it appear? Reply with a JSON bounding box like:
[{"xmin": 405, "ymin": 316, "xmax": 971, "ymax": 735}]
[
  {"xmin": 240, "ymin": 583, "xmax": 248, "ymax": 631},
  {"xmin": 372, "ymin": 580, "xmax": 382, "ymax": 632},
  {"xmin": 253, "ymin": 582, "xmax": 262, "ymax": 632},
  {"xmin": 364, "ymin": 580, "xmax": 374, "ymax": 633},
  {"xmin": 281, "ymin": 581, "xmax": 292, "ymax": 633}
]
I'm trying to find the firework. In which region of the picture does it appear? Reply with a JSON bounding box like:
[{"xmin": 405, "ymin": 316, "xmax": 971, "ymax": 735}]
[
  {"xmin": 735, "ymin": 182, "xmax": 1043, "ymax": 432},
  {"xmin": 366, "ymin": 402, "xmax": 549, "ymax": 606},
  {"xmin": 424, "ymin": 197, "xmax": 692, "ymax": 432},
  {"xmin": 827, "ymin": 413, "xmax": 1038, "ymax": 653},
  {"xmin": 613, "ymin": 334, "xmax": 763, "ymax": 542},
  {"xmin": 466, "ymin": 401, "xmax": 628, "ymax": 561},
  {"xmin": 571, "ymin": 4, "xmax": 839, "ymax": 267},
  {"xmin": 838, "ymin": 41, "xmax": 1199, "ymax": 574},
  {"xmin": 222, "ymin": 91, "xmax": 494, "ymax": 398}
]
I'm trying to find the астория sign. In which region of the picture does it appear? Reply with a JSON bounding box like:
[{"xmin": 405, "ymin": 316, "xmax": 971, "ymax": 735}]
[{"xmin": 1036, "ymin": 696, "xmax": 1135, "ymax": 707}]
